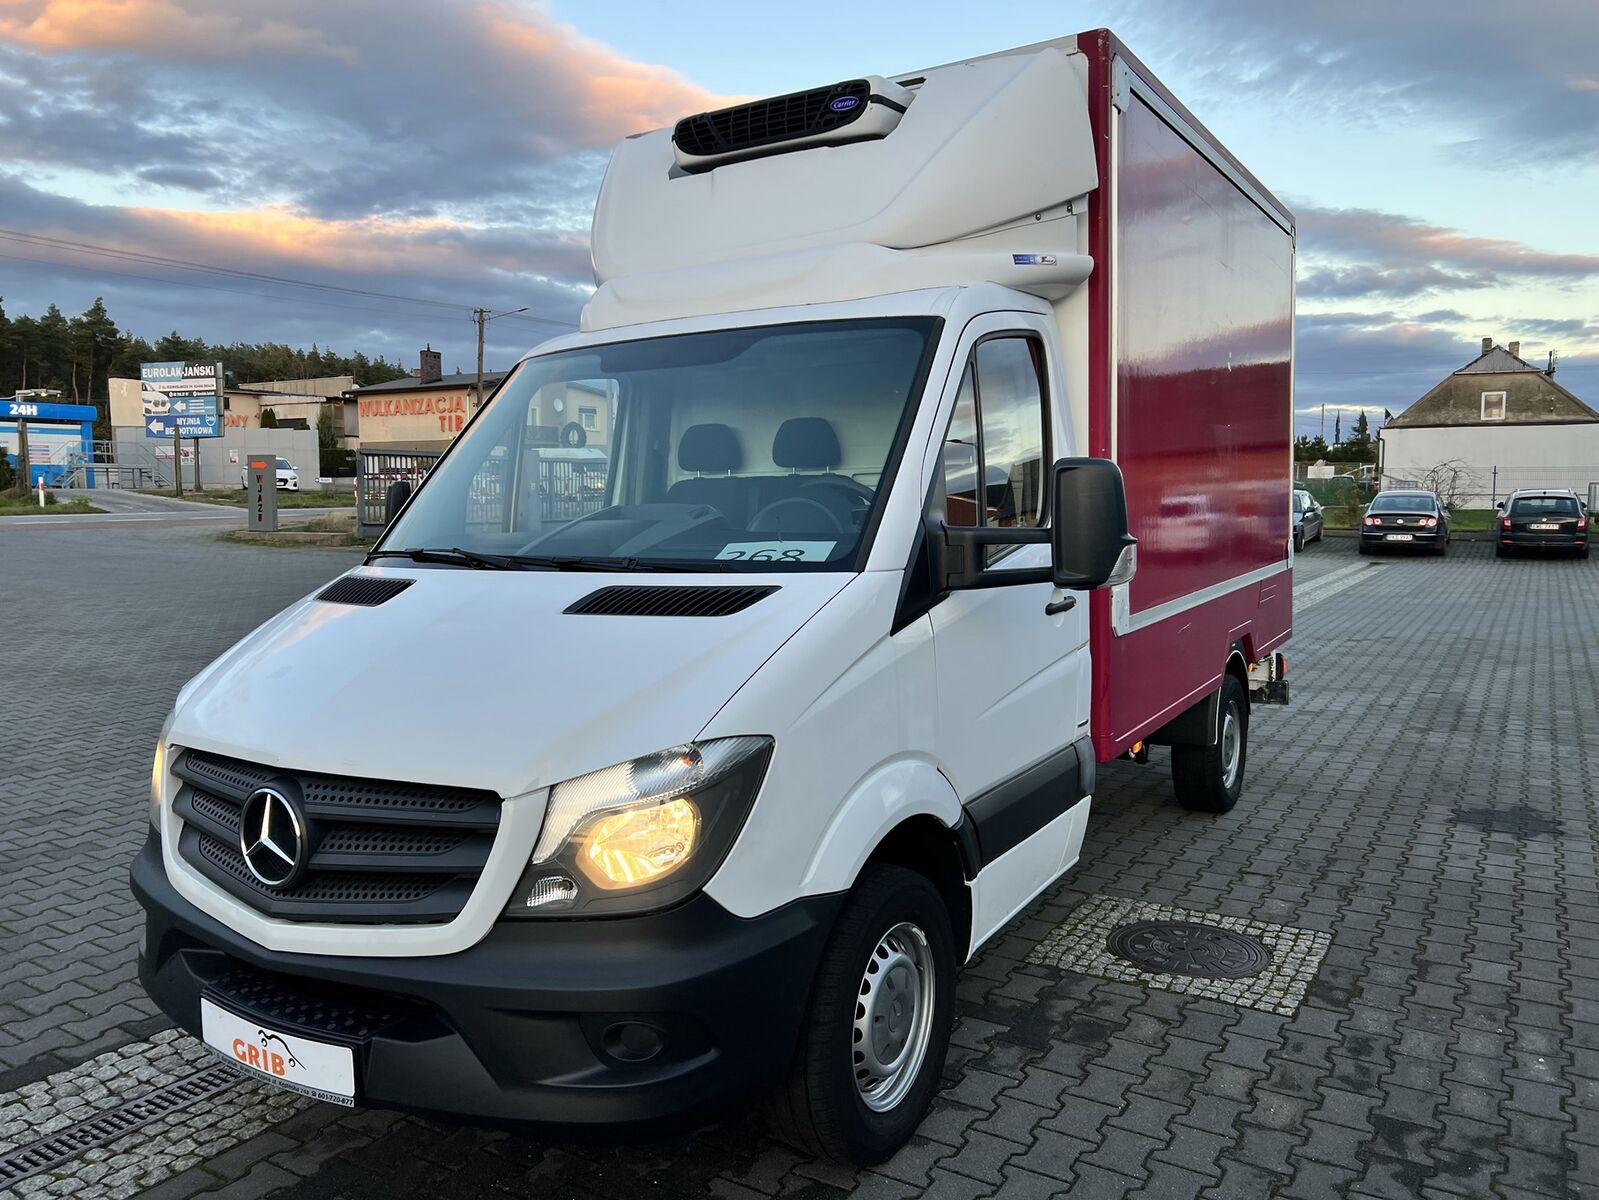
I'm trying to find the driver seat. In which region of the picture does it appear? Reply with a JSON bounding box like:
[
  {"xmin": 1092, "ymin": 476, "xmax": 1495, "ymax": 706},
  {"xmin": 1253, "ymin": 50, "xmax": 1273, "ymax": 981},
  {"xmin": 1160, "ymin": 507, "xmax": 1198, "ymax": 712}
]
[{"xmin": 751, "ymin": 418, "xmax": 858, "ymax": 531}]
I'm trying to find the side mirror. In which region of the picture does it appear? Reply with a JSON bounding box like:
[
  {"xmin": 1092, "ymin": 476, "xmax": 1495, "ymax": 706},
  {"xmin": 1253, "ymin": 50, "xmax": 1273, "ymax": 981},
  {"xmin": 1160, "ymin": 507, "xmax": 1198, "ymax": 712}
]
[
  {"xmin": 934, "ymin": 457, "xmax": 1136, "ymax": 595},
  {"xmin": 1049, "ymin": 458, "xmax": 1137, "ymax": 590}
]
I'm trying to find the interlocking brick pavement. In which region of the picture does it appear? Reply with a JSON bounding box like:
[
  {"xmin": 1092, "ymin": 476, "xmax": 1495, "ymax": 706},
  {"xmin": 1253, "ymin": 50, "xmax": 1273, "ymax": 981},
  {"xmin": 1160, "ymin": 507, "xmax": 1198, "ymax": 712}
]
[
  {"xmin": 0, "ymin": 523, "xmax": 362, "ymax": 1087},
  {"xmin": 2, "ymin": 525, "xmax": 1597, "ymax": 1198}
]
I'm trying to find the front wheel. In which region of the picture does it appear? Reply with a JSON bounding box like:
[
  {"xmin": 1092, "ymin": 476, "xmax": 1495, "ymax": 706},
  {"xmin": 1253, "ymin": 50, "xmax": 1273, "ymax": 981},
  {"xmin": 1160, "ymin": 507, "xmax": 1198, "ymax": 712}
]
[
  {"xmin": 1293, "ymin": 530, "xmax": 1304, "ymax": 553},
  {"xmin": 1172, "ymin": 675, "xmax": 1248, "ymax": 814},
  {"xmin": 767, "ymin": 865, "xmax": 955, "ymax": 1165}
]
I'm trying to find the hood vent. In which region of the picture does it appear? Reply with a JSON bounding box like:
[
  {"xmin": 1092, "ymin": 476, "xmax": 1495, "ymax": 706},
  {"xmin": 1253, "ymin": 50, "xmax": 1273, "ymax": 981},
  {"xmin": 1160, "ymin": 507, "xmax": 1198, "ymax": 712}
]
[
  {"xmin": 316, "ymin": 576, "xmax": 414, "ymax": 607},
  {"xmin": 672, "ymin": 76, "xmax": 911, "ymax": 173},
  {"xmin": 565, "ymin": 584, "xmax": 779, "ymax": 618}
]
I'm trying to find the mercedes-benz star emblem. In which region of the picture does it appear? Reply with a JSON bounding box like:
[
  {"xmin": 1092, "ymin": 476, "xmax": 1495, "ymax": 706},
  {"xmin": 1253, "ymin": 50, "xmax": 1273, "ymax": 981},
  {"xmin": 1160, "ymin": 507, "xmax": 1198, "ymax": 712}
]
[{"xmin": 239, "ymin": 787, "xmax": 307, "ymax": 888}]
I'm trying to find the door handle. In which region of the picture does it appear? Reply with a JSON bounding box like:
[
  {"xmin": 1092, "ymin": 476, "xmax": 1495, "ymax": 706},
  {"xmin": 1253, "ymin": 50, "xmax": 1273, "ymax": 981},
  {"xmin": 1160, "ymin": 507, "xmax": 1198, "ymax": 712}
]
[{"xmin": 1045, "ymin": 594, "xmax": 1077, "ymax": 616}]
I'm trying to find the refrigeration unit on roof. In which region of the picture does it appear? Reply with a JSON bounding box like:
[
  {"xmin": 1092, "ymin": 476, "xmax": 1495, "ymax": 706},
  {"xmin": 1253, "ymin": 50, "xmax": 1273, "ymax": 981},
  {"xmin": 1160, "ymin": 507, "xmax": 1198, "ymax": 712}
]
[{"xmin": 671, "ymin": 76, "xmax": 913, "ymax": 173}]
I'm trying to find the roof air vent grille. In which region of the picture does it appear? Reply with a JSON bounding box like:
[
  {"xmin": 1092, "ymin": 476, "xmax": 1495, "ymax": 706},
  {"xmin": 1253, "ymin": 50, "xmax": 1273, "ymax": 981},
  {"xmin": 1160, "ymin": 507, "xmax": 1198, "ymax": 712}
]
[
  {"xmin": 565, "ymin": 585, "xmax": 780, "ymax": 618},
  {"xmin": 672, "ymin": 76, "xmax": 911, "ymax": 173}
]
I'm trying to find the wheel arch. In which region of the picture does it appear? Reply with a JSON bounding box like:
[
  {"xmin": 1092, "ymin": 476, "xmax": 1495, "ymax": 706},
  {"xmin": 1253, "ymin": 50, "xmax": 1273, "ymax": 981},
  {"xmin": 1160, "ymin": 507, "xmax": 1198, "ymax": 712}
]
[{"xmin": 861, "ymin": 814, "xmax": 974, "ymax": 966}]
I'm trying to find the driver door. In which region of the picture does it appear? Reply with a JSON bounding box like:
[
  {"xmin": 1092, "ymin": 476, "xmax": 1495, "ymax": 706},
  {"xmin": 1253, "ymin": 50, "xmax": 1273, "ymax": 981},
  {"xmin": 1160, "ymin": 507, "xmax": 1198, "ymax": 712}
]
[{"xmin": 926, "ymin": 316, "xmax": 1092, "ymax": 947}]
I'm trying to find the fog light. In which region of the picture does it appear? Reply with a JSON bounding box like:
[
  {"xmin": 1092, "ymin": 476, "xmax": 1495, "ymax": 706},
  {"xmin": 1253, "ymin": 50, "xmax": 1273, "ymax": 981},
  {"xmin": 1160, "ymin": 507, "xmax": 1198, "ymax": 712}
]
[
  {"xmin": 578, "ymin": 798, "xmax": 700, "ymax": 890},
  {"xmin": 602, "ymin": 1021, "xmax": 665, "ymax": 1063}
]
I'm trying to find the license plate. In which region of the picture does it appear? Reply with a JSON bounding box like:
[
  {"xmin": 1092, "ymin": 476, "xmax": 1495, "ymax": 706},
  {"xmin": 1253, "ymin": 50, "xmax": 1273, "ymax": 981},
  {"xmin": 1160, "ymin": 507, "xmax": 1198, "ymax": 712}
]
[
  {"xmin": 201, "ymin": 997, "xmax": 355, "ymax": 1105},
  {"xmin": 1531, "ymin": 523, "xmax": 1560, "ymax": 531},
  {"xmin": 1385, "ymin": 533, "xmax": 1413, "ymax": 542}
]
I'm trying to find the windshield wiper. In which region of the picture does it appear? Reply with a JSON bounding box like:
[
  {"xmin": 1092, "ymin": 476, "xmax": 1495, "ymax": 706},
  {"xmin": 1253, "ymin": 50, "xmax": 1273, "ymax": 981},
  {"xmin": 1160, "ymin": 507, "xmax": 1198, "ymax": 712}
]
[
  {"xmin": 368, "ymin": 547, "xmax": 522, "ymax": 570},
  {"xmin": 507, "ymin": 554, "xmax": 718, "ymax": 573}
]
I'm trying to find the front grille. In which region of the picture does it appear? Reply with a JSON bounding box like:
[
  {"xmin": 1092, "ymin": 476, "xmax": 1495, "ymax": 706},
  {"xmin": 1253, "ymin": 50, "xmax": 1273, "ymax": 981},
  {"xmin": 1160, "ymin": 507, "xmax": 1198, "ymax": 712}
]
[
  {"xmin": 172, "ymin": 750, "xmax": 501, "ymax": 925},
  {"xmin": 674, "ymin": 79, "xmax": 873, "ymax": 163}
]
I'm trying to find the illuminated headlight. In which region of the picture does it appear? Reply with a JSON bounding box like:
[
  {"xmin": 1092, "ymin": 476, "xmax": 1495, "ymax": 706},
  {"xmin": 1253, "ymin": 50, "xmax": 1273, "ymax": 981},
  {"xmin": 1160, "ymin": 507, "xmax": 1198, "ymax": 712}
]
[
  {"xmin": 504, "ymin": 736, "xmax": 772, "ymax": 918},
  {"xmin": 149, "ymin": 714, "xmax": 174, "ymax": 830}
]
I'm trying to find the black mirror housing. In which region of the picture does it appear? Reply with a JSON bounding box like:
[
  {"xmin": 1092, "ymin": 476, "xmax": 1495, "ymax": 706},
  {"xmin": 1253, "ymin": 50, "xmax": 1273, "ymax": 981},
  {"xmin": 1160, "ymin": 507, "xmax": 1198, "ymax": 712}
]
[{"xmin": 1050, "ymin": 458, "xmax": 1137, "ymax": 590}]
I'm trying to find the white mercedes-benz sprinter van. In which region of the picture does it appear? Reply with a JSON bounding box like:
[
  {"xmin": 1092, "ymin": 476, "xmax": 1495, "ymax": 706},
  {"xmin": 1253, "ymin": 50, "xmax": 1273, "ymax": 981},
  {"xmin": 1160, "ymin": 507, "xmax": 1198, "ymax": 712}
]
[{"xmin": 135, "ymin": 30, "xmax": 1293, "ymax": 1165}]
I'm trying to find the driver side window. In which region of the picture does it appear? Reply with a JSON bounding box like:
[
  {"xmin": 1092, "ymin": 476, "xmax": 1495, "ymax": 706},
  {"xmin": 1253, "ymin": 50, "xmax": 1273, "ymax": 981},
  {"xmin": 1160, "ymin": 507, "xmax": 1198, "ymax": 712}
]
[{"xmin": 938, "ymin": 335, "xmax": 1049, "ymax": 559}]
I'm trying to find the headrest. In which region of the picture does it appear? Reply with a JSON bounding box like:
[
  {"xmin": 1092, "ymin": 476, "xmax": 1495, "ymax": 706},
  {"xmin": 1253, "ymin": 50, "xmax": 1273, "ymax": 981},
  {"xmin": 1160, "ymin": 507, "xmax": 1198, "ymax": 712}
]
[
  {"xmin": 772, "ymin": 417, "xmax": 840, "ymax": 470},
  {"xmin": 677, "ymin": 423, "xmax": 741, "ymax": 473}
]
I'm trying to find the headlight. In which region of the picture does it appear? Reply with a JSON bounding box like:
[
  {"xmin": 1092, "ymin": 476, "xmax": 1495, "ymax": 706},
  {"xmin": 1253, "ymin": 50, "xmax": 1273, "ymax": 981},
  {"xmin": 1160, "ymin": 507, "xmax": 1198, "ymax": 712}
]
[
  {"xmin": 149, "ymin": 715, "xmax": 174, "ymax": 830},
  {"xmin": 503, "ymin": 736, "xmax": 772, "ymax": 918}
]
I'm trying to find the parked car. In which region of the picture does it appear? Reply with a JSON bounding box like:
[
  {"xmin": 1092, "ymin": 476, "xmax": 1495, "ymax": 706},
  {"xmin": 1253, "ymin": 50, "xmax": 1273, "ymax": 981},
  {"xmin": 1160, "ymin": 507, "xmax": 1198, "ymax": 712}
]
[
  {"xmin": 1292, "ymin": 489, "xmax": 1323, "ymax": 551},
  {"xmin": 239, "ymin": 456, "xmax": 299, "ymax": 491},
  {"xmin": 1495, "ymin": 489, "xmax": 1589, "ymax": 559},
  {"xmin": 1359, "ymin": 489, "xmax": 1449, "ymax": 555}
]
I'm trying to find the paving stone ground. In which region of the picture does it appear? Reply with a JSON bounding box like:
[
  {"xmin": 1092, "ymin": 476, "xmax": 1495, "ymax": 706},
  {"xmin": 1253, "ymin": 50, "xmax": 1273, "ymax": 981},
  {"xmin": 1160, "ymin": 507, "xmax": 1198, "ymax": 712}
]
[{"xmin": 2, "ymin": 521, "xmax": 1596, "ymax": 1198}]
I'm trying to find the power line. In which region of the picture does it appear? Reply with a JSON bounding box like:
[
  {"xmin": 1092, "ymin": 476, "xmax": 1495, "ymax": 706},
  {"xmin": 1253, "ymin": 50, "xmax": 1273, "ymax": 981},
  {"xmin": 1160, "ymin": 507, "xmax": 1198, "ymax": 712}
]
[{"xmin": 0, "ymin": 226, "xmax": 578, "ymax": 329}]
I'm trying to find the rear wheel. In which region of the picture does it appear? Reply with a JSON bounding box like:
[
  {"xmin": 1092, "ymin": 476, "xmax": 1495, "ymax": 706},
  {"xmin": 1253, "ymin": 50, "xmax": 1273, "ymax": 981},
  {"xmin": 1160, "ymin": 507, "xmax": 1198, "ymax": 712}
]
[
  {"xmin": 1578, "ymin": 544, "xmax": 1590, "ymax": 560},
  {"xmin": 1358, "ymin": 542, "xmax": 1371, "ymax": 555},
  {"xmin": 1172, "ymin": 675, "xmax": 1247, "ymax": 814},
  {"xmin": 767, "ymin": 865, "xmax": 955, "ymax": 1165},
  {"xmin": 1496, "ymin": 544, "xmax": 1511, "ymax": 559}
]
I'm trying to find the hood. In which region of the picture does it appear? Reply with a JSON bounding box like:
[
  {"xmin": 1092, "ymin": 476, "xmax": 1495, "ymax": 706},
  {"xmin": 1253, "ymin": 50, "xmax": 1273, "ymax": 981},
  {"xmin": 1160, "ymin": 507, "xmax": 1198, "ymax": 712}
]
[{"xmin": 170, "ymin": 567, "xmax": 848, "ymax": 798}]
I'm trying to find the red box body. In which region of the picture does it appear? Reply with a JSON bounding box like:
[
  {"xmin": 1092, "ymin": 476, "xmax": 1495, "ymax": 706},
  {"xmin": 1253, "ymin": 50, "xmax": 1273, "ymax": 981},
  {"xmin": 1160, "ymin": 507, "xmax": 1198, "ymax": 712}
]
[{"xmin": 1077, "ymin": 30, "xmax": 1295, "ymax": 762}]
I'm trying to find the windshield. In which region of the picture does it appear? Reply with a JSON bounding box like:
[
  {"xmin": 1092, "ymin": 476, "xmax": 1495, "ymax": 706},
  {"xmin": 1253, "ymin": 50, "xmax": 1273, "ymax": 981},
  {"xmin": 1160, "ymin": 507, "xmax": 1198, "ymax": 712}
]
[
  {"xmin": 1510, "ymin": 496, "xmax": 1578, "ymax": 516},
  {"xmin": 1370, "ymin": 493, "xmax": 1434, "ymax": 513},
  {"xmin": 379, "ymin": 318, "xmax": 938, "ymax": 571},
  {"xmin": 275, "ymin": 458, "xmax": 292, "ymax": 470}
]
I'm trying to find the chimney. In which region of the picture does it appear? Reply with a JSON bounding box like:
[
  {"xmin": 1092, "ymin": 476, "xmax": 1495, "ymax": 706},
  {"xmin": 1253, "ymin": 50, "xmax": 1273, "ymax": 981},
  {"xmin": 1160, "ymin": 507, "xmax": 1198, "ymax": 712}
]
[
  {"xmin": 1481, "ymin": 336, "xmax": 1493, "ymax": 355},
  {"xmin": 1508, "ymin": 341, "xmax": 1520, "ymax": 358},
  {"xmin": 419, "ymin": 345, "xmax": 442, "ymax": 385}
]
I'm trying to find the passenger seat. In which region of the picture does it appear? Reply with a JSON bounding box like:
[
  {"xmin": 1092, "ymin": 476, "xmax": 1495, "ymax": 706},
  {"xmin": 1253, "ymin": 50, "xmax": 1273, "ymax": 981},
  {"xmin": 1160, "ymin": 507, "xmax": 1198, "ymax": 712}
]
[
  {"xmin": 665, "ymin": 423, "xmax": 752, "ymax": 523},
  {"xmin": 752, "ymin": 418, "xmax": 859, "ymax": 531}
]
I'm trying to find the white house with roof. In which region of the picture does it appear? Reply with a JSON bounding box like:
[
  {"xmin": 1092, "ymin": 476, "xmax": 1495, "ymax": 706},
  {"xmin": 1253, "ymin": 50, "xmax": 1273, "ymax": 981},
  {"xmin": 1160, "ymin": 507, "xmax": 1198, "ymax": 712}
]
[{"xmin": 1379, "ymin": 337, "xmax": 1599, "ymax": 507}]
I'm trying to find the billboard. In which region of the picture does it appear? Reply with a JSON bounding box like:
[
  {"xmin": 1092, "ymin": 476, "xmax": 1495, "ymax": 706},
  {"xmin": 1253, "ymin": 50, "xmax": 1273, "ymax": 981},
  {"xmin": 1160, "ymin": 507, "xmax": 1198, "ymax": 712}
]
[{"xmin": 141, "ymin": 361, "xmax": 223, "ymax": 439}]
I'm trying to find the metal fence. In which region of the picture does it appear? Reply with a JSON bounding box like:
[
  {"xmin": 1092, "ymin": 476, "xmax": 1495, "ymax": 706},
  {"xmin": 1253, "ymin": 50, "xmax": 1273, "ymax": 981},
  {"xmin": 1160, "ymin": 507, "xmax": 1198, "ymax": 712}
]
[{"xmin": 356, "ymin": 448, "xmax": 609, "ymax": 539}]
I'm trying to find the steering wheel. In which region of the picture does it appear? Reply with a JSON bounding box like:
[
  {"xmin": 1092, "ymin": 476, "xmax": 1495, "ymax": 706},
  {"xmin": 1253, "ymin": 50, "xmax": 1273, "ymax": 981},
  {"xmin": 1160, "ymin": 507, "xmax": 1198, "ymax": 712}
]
[{"xmin": 749, "ymin": 495, "xmax": 846, "ymax": 535}]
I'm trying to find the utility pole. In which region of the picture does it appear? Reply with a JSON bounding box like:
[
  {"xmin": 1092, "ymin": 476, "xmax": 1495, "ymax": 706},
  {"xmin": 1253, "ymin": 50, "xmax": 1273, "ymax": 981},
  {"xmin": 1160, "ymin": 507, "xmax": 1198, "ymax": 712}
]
[
  {"xmin": 11, "ymin": 389, "xmax": 62, "ymax": 496},
  {"xmin": 173, "ymin": 423, "xmax": 183, "ymax": 496},
  {"xmin": 473, "ymin": 308, "xmax": 487, "ymax": 412},
  {"xmin": 473, "ymin": 306, "xmax": 530, "ymax": 412},
  {"xmin": 1319, "ymin": 403, "xmax": 1325, "ymax": 443}
]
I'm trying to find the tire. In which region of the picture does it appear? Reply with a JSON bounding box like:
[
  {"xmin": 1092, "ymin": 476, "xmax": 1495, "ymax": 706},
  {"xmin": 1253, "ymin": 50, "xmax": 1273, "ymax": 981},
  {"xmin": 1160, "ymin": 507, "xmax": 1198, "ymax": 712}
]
[
  {"xmin": 766, "ymin": 865, "xmax": 956, "ymax": 1165},
  {"xmin": 1578, "ymin": 545, "xmax": 1590, "ymax": 560},
  {"xmin": 1358, "ymin": 542, "xmax": 1371, "ymax": 555},
  {"xmin": 1496, "ymin": 545, "xmax": 1510, "ymax": 559},
  {"xmin": 560, "ymin": 421, "xmax": 587, "ymax": 448},
  {"xmin": 1293, "ymin": 530, "xmax": 1304, "ymax": 553},
  {"xmin": 1172, "ymin": 674, "xmax": 1247, "ymax": 814},
  {"xmin": 1314, "ymin": 524, "xmax": 1324, "ymax": 543}
]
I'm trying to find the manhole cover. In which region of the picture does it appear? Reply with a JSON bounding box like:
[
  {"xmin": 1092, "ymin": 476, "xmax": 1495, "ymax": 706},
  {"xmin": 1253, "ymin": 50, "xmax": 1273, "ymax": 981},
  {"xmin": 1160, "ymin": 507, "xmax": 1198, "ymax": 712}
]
[
  {"xmin": 1451, "ymin": 807, "xmax": 1562, "ymax": 838},
  {"xmin": 1105, "ymin": 921, "xmax": 1271, "ymax": 980}
]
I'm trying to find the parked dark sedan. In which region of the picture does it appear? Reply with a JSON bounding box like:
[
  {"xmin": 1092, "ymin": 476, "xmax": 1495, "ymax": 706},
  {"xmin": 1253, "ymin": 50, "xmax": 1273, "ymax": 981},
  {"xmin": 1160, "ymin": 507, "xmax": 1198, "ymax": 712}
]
[
  {"xmin": 1496, "ymin": 490, "xmax": 1589, "ymax": 559},
  {"xmin": 1292, "ymin": 489, "xmax": 1323, "ymax": 552},
  {"xmin": 1359, "ymin": 490, "xmax": 1450, "ymax": 555}
]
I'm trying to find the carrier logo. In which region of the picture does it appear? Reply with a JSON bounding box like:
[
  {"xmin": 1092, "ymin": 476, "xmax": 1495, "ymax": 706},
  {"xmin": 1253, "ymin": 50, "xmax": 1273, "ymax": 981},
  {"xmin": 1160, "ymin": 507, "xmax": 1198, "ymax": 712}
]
[
  {"xmin": 829, "ymin": 95, "xmax": 861, "ymax": 112},
  {"xmin": 238, "ymin": 787, "xmax": 307, "ymax": 888}
]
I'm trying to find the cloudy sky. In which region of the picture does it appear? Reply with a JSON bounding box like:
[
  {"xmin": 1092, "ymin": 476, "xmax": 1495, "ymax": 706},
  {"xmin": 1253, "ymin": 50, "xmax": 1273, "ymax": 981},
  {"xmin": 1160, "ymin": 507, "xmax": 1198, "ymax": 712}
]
[{"xmin": 2, "ymin": 0, "xmax": 1596, "ymax": 433}]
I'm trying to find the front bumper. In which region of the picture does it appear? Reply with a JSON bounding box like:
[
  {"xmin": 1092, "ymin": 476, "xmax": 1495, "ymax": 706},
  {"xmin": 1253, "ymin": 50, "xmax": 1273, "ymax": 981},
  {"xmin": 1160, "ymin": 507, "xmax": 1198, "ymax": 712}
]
[{"xmin": 132, "ymin": 833, "xmax": 840, "ymax": 1131}]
